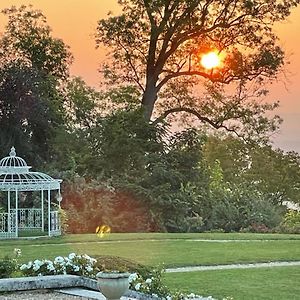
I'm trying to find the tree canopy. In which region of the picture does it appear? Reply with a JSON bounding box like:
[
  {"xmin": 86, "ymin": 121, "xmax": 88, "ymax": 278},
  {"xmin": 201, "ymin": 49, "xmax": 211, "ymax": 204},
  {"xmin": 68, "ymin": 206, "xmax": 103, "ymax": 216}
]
[
  {"xmin": 0, "ymin": 4, "xmax": 299, "ymax": 233},
  {"xmin": 0, "ymin": 6, "xmax": 72, "ymax": 165},
  {"xmin": 96, "ymin": 0, "xmax": 299, "ymax": 138}
]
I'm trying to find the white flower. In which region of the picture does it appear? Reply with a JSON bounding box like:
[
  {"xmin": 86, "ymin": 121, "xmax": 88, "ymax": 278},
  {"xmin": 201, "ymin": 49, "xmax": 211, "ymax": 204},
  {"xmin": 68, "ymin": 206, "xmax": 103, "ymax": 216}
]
[
  {"xmin": 82, "ymin": 254, "xmax": 91, "ymax": 260},
  {"xmin": 20, "ymin": 264, "xmax": 27, "ymax": 270},
  {"xmin": 14, "ymin": 248, "xmax": 21, "ymax": 257},
  {"xmin": 166, "ymin": 296, "xmax": 172, "ymax": 300},
  {"xmin": 85, "ymin": 266, "xmax": 93, "ymax": 272},
  {"xmin": 90, "ymin": 258, "xmax": 97, "ymax": 264},
  {"xmin": 128, "ymin": 273, "xmax": 138, "ymax": 283},
  {"xmin": 65, "ymin": 260, "xmax": 72, "ymax": 267},
  {"xmin": 134, "ymin": 283, "xmax": 141, "ymax": 291},
  {"xmin": 73, "ymin": 265, "xmax": 80, "ymax": 272},
  {"xmin": 46, "ymin": 262, "xmax": 55, "ymax": 272},
  {"xmin": 33, "ymin": 260, "xmax": 42, "ymax": 271},
  {"xmin": 33, "ymin": 265, "xmax": 40, "ymax": 271},
  {"xmin": 145, "ymin": 278, "xmax": 152, "ymax": 284},
  {"xmin": 68, "ymin": 253, "xmax": 76, "ymax": 260},
  {"xmin": 54, "ymin": 256, "xmax": 64, "ymax": 264}
]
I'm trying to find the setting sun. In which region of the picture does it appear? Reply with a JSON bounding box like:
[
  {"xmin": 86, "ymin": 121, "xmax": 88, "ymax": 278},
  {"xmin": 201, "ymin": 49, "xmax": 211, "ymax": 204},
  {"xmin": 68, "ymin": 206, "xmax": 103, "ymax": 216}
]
[{"xmin": 201, "ymin": 51, "xmax": 221, "ymax": 69}]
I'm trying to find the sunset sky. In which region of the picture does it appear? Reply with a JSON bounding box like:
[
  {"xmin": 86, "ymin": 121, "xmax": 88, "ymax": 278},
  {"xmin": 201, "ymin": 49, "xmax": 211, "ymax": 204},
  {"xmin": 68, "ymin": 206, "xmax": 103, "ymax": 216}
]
[{"xmin": 0, "ymin": 0, "xmax": 300, "ymax": 153}]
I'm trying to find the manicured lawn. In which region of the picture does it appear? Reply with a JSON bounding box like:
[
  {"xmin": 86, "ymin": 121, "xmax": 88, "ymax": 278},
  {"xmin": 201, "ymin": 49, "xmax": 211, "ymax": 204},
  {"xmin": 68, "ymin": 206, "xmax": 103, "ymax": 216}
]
[
  {"xmin": 1, "ymin": 233, "xmax": 299, "ymax": 299},
  {"xmin": 1, "ymin": 232, "xmax": 300, "ymax": 246},
  {"xmin": 0, "ymin": 233, "xmax": 299, "ymax": 267},
  {"xmin": 164, "ymin": 266, "xmax": 300, "ymax": 300}
]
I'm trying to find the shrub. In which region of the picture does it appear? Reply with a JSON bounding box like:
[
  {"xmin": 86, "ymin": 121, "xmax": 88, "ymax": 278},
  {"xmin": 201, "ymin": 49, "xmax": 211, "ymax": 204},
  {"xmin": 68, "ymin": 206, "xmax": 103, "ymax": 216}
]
[
  {"xmin": 0, "ymin": 248, "xmax": 21, "ymax": 278},
  {"xmin": 205, "ymin": 183, "xmax": 283, "ymax": 232},
  {"xmin": 94, "ymin": 255, "xmax": 143, "ymax": 272},
  {"xmin": 0, "ymin": 256, "xmax": 17, "ymax": 279},
  {"xmin": 280, "ymin": 210, "xmax": 300, "ymax": 233},
  {"xmin": 62, "ymin": 178, "xmax": 154, "ymax": 233},
  {"xmin": 129, "ymin": 267, "xmax": 170, "ymax": 298}
]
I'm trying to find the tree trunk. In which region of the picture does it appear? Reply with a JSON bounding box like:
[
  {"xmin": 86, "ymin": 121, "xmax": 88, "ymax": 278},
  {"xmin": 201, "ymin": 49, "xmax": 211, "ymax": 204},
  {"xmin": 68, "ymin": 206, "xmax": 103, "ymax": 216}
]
[{"xmin": 141, "ymin": 81, "xmax": 158, "ymax": 121}]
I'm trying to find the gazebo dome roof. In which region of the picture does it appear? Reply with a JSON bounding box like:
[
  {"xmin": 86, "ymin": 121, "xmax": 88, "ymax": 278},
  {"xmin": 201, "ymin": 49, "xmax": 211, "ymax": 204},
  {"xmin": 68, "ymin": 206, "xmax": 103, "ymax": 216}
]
[
  {"xmin": 0, "ymin": 147, "xmax": 30, "ymax": 174},
  {"xmin": 0, "ymin": 147, "xmax": 61, "ymax": 191}
]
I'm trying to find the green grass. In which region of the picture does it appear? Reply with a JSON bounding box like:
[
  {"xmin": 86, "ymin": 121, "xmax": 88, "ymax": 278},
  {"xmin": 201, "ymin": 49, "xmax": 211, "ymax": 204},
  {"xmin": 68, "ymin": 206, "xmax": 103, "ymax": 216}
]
[
  {"xmin": 18, "ymin": 230, "xmax": 47, "ymax": 237},
  {"xmin": 1, "ymin": 233, "xmax": 299, "ymax": 299},
  {"xmin": 1, "ymin": 232, "xmax": 299, "ymax": 246},
  {"xmin": 164, "ymin": 267, "xmax": 300, "ymax": 300},
  {"xmin": 0, "ymin": 233, "xmax": 299, "ymax": 266}
]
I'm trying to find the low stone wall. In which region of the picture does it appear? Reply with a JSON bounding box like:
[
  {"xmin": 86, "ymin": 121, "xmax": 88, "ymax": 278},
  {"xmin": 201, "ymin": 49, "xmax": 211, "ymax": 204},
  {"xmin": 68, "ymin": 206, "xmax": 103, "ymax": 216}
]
[
  {"xmin": 0, "ymin": 275, "xmax": 83, "ymax": 292},
  {"xmin": 0, "ymin": 275, "xmax": 158, "ymax": 300}
]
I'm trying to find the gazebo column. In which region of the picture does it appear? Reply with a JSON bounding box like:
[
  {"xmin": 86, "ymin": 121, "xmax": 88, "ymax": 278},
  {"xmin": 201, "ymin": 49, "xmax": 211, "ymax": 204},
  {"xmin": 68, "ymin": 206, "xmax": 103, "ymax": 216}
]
[
  {"xmin": 58, "ymin": 188, "xmax": 61, "ymax": 209},
  {"xmin": 8, "ymin": 190, "xmax": 10, "ymax": 233},
  {"xmin": 15, "ymin": 189, "xmax": 18, "ymax": 238},
  {"xmin": 41, "ymin": 190, "xmax": 44, "ymax": 232},
  {"xmin": 48, "ymin": 189, "xmax": 51, "ymax": 237}
]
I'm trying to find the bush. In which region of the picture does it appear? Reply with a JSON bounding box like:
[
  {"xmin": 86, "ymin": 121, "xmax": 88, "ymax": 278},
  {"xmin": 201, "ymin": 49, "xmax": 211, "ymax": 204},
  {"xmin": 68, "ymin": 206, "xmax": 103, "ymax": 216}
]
[
  {"xmin": 94, "ymin": 255, "xmax": 143, "ymax": 272},
  {"xmin": 0, "ymin": 257, "xmax": 17, "ymax": 279},
  {"xmin": 62, "ymin": 178, "xmax": 155, "ymax": 233},
  {"xmin": 205, "ymin": 183, "xmax": 283, "ymax": 232},
  {"xmin": 279, "ymin": 210, "xmax": 300, "ymax": 233}
]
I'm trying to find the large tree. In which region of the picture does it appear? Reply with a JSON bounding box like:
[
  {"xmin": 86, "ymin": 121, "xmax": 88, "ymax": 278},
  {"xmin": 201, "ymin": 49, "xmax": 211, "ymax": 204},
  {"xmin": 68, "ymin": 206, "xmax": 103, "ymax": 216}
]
[
  {"xmin": 96, "ymin": 0, "xmax": 298, "ymax": 137},
  {"xmin": 0, "ymin": 6, "xmax": 72, "ymax": 165}
]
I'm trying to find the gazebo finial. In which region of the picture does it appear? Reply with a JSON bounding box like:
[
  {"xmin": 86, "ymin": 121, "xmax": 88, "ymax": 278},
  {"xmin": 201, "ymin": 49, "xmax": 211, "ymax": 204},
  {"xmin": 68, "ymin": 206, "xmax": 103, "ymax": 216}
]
[{"xmin": 9, "ymin": 147, "xmax": 16, "ymax": 157}]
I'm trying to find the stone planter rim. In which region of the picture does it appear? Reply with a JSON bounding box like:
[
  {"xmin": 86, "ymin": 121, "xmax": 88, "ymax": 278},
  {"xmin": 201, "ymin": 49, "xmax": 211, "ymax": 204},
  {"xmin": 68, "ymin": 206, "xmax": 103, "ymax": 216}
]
[{"xmin": 96, "ymin": 271, "xmax": 131, "ymax": 279}]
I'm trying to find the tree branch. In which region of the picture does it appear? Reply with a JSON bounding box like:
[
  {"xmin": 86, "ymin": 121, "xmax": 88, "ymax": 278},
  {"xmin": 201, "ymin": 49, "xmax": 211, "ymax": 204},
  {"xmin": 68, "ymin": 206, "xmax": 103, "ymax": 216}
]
[
  {"xmin": 157, "ymin": 70, "xmax": 216, "ymax": 91},
  {"xmin": 152, "ymin": 106, "xmax": 244, "ymax": 139}
]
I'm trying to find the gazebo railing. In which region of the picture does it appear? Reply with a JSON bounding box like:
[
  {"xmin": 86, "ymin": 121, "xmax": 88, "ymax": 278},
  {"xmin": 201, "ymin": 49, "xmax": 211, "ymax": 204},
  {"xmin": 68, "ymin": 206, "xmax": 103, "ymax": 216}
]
[
  {"xmin": 50, "ymin": 210, "xmax": 61, "ymax": 236},
  {"xmin": 0, "ymin": 209, "xmax": 61, "ymax": 238},
  {"xmin": 0, "ymin": 212, "xmax": 17, "ymax": 238},
  {"xmin": 11, "ymin": 208, "xmax": 42, "ymax": 229}
]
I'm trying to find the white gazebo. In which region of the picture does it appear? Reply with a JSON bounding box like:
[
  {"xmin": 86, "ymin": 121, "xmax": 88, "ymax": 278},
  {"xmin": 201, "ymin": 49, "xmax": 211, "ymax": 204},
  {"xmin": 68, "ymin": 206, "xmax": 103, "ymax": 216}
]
[{"xmin": 0, "ymin": 147, "xmax": 62, "ymax": 239}]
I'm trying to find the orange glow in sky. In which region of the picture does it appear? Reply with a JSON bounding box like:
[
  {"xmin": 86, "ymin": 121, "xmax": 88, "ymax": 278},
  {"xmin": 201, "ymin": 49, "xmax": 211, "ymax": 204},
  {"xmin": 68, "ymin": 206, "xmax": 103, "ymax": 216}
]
[{"xmin": 0, "ymin": 0, "xmax": 299, "ymax": 153}]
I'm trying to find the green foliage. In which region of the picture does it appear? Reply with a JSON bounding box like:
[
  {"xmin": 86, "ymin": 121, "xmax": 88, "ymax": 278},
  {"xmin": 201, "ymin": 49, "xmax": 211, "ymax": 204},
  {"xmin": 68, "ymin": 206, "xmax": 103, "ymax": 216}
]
[
  {"xmin": 94, "ymin": 255, "xmax": 143, "ymax": 273},
  {"xmin": 115, "ymin": 127, "xmax": 209, "ymax": 231},
  {"xmin": 89, "ymin": 108, "xmax": 165, "ymax": 177},
  {"xmin": 1, "ymin": 5, "xmax": 72, "ymax": 79},
  {"xmin": 62, "ymin": 177, "xmax": 155, "ymax": 233},
  {"xmin": 203, "ymin": 178, "xmax": 283, "ymax": 232},
  {"xmin": 96, "ymin": 0, "xmax": 296, "ymax": 137},
  {"xmin": 130, "ymin": 266, "xmax": 170, "ymax": 298},
  {"xmin": 58, "ymin": 207, "xmax": 69, "ymax": 235},
  {"xmin": 62, "ymin": 178, "xmax": 115, "ymax": 233},
  {"xmin": 0, "ymin": 256, "xmax": 17, "ymax": 279},
  {"xmin": 0, "ymin": 5, "xmax": 72, "ymax": 166},
  {"xmin": 58, "ymin": 108, "xmax": 295, "ymax": 233},
  {"xmin": 204, "ymin": 136, "xmax": 300, "ymax": 205},
  {"xmin": 280, "ymin": 210, "xmax": 300, "ymax": 233},
  {"xmin": 0, "ymin": 249, "xmax": 20, "ymax": 279},
  {"xmin": 64, "ymin": 77, "xmax": 102, "ymax": 129}
]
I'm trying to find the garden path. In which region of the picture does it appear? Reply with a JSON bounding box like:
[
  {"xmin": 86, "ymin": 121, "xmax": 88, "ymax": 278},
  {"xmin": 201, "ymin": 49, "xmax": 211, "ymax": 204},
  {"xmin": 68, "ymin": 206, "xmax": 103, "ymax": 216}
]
[{"xmin": 166, "ymin": 260, "xmax": 300, "ymax": 273}]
